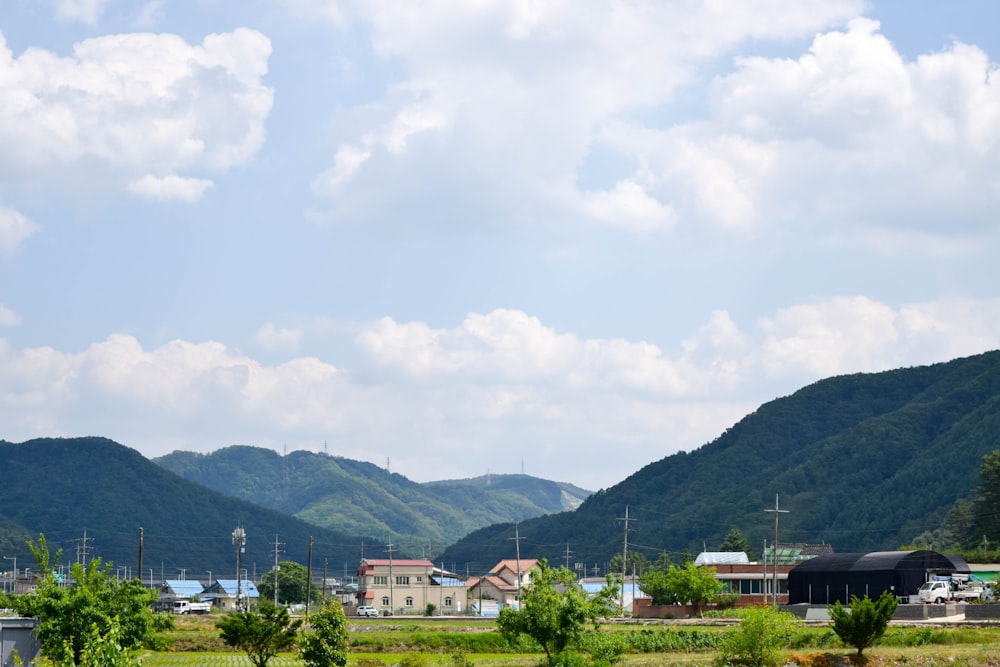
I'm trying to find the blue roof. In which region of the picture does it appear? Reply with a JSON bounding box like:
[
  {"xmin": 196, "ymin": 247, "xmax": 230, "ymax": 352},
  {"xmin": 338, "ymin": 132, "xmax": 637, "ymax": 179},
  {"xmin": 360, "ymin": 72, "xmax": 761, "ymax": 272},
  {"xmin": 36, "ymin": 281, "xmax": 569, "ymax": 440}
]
[
  {"xmin": 212, "ymin": 579, "xmax": 260, "ymax": 597},
  {"xmin": 162, "ymin": 580, "xmax": 207, "ymax": 597}
]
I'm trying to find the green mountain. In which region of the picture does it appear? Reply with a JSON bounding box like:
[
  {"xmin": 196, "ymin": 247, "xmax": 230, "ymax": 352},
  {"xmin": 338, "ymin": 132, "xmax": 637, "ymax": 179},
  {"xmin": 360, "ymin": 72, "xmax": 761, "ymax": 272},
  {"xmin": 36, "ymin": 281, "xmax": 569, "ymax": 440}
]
[
  {"xmin": 154, "ymin": 446, "xmax": 591, "ymax": 557},
  {"xmin": 438, "ymin": 350, "xmax": 1000, "ymax": 574},
  {"xmin": 0, "ymin": 437, "xmax": 373, "ymax": 579}
]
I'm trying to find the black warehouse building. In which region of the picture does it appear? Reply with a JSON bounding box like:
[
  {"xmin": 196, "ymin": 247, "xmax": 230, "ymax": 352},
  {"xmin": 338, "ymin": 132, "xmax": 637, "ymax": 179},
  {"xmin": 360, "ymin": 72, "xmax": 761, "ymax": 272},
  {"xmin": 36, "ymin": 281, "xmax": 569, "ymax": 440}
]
[{"xmin": 787, "ymin": 550, "xmax": 968, "ymax": 605}]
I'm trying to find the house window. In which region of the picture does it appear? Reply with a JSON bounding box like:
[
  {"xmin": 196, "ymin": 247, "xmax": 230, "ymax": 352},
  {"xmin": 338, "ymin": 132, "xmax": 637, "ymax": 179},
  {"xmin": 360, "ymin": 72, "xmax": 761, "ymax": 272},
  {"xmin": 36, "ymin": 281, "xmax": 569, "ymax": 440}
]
[
  {"xmin": 416, "ymin": 576, "xmax": 423, "ymax": 583},
  {"xmin": 739, "ymin": 580, "xmax": 762, "ymax": 595},
  {"xmin": 396, "ymin": 576, "xmax": 410, "ymax": 585},
  {"xmin": 444, "ymin": 597, "xmax": 453, "ymax": 607},
  {"xmin": 405, "ymin": 597, "xmax": 414, "ymax": 607},
  {"xmin": 382, "ymin": 597, "xmax": 390, "ymax": 606},
  {"xmin": 373, "ymin": 576, "xmax": 388, "ymax": 585}
]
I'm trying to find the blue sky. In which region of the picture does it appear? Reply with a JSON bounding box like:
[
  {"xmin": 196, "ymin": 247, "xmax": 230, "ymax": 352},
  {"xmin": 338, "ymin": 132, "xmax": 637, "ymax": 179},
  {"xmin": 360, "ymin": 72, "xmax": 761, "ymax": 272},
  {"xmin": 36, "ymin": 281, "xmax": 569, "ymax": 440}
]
[{"xmin": 2, "ymin": 0, "xmax": 1000, "ymax": 491}]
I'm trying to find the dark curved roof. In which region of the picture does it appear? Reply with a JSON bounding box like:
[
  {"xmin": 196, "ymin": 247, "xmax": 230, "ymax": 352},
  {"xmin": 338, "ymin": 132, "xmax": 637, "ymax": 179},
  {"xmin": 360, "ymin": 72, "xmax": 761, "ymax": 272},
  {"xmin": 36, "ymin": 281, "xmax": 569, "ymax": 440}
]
[
  {"xmin": 790, "ymin": 550, "xmax": 959, "ymax": 574},
  {"xmin": 790, "ymin": 553, "xmax": 863, "ymax": 572}
]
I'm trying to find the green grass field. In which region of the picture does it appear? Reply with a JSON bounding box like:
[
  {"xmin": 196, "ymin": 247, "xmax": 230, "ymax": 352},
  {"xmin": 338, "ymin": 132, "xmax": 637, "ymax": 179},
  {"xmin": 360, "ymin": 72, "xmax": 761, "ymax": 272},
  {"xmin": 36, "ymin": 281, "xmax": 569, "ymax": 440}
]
[{"xmin": 144, "ymin": 614, "xmax": 1000, "ymax": 667}]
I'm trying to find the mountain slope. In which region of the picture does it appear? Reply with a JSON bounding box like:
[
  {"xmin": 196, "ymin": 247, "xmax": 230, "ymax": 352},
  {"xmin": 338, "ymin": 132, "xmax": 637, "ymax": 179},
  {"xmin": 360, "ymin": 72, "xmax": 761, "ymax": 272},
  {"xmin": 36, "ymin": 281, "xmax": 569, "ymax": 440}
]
[
  {"xmin": 0, "ymin": 437, "xmax": 371, "ymax": 577},
  {"xmin": 438, "ymin": 350, "xmax": 1000, "ymax": 574},
  {"xmin": 155, "ymin": 447, "xmax": 590, "ymax": 556}
]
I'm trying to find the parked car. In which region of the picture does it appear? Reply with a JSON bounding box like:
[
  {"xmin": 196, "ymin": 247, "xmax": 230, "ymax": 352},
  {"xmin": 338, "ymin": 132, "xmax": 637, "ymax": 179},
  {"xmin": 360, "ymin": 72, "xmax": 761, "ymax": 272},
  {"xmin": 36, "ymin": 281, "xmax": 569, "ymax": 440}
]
[{"xmin": 357, "ymin": 605, "xmax": 379, "ymax": 617}]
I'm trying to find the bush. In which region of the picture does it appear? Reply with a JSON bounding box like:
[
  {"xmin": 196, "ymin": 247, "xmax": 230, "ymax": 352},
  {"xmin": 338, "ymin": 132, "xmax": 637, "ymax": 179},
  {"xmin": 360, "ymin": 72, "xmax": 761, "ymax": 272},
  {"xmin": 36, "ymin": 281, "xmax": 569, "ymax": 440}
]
[
  {"xmin": 715, "ymin": 605, "xmax": 799, "ymax": 667},
  {"xmin": 578, "ymin": 631, "xmax": 627, "ymax": 667},
  {"xmin": 828, "ymin": 591, "xmax": 897, "ymax": 663},
  {"xmin": 425, "ymin": 603, "xmax": 437, "ymax": 616}
]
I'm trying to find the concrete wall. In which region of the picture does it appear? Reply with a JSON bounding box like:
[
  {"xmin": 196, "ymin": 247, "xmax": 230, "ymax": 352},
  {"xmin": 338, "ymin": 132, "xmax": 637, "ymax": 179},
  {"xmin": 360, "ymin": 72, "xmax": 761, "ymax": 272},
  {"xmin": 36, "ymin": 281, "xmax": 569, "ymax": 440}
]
[{"xmin": 0, "ymin": 617, "xmax": 40, "ymax": 667}]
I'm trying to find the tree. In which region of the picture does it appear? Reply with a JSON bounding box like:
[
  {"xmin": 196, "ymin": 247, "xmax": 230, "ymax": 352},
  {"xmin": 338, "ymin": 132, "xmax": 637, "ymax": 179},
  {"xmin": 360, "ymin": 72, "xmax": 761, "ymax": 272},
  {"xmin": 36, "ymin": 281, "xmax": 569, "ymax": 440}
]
[
  {"xmin": 973, "ymin": 450, "xmax": 1000, "ymax": 543},
  {"xmin": 608, "ymin": 551, "xmax": 650, "ymax": 578},
  {"xmin": 638, "ymin": 569, "xmax": 676, "ymax": 605},
  {"xmin": 664, "ymin": 561, "xmax": 723, "ymax": 617},
  {"xmin": 258, "ymin": 561, "xmax": 310, "ymax": 605},
  {"xmin": 2, "ymin": 534, "xmax": 168, "ymax": 666},
  {"xmin": 300, "ymin": 600, "xmax": 350, "ymax": 667},
  {"xmin": 496, "ymin": 559, "xmax": 617, "ymax": 666},
  {"xmin": 716, "ymin": 605, "xmax": 799, "ymax": 667},
  {"xmin": 217, "ymin": 602, "xmax": 303, "ymax": 667},
  {"xmin": 720, "ymin": 527, "xmax": 755, "ymax": 561},
  {"xmin": 828, "ymin": 591, "xmax": 898, "ymax": 664}
]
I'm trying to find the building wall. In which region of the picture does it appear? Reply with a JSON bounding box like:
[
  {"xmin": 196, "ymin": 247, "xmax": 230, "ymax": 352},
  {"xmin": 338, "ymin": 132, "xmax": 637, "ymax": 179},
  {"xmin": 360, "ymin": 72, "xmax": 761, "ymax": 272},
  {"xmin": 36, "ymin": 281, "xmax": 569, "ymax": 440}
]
[
  {"xmin": 356, "ymin": 560, "xmax": 439, "ymax": 615},
  {"xmin": 0, "ymin": 617, "xmax": 40, "ymax": 667}
]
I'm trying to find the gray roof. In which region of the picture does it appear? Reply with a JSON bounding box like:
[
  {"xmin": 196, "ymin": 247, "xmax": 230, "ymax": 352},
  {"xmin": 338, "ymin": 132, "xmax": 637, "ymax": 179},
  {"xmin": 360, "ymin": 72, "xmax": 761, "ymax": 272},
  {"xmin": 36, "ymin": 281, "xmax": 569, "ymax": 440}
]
[{"xmin": 161, "ymin": 580, "xmax": 206, "ymax": 597}]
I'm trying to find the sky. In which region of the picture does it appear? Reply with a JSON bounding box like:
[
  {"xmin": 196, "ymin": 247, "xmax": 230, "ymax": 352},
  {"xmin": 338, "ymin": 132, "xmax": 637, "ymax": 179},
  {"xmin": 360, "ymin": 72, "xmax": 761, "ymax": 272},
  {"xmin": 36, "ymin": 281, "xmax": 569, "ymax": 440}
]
[{"xmin": 3, "ymin": 0, "xmax": 1000, "ymax": 492}]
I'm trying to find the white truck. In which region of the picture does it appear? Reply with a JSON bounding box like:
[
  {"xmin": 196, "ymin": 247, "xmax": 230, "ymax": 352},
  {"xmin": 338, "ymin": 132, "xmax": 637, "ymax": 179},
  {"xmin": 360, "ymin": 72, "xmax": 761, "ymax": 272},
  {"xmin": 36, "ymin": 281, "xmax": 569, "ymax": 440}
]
[
  {"xmin": 917, "ymin": 575, "xmax": 985, "ymax": 603},
  {"xmin": 173, "ymin": 600, "xmax": 213, "ymax": 615}
]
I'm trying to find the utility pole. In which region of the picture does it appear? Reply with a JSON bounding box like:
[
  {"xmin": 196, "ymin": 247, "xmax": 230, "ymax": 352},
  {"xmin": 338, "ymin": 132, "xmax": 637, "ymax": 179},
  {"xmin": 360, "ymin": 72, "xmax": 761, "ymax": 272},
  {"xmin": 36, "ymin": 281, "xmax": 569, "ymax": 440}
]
[
  {"xmin": 509, "ymin": 524, "xmax": 524, "ymax": 607},
  {"xmin": 564, "ymin": 543, "xmax": 573, "ymax": 571},
  {"xmin": 616, "ymin": 506, "xmax": 635, "ymax": 615},
  {"xmin": 272, "ymin": 534, "xmax": 284, "ymax": 607},
  {"xmin": 232, "ymin": 525, "xmax": 246, "ymax": 611},
  {"xmin": 138, "ymin": 527, "xmax": 143, "ymax": 583},
  {"xmin": 386, "ymin": 542, "xmax": 396, "ymax": 615},
  {"xmin": 306, "ymin": 536, "xmax": 314, "ymax": 616},
  {"xmin": 764, "ymin": 495, "xmax": 788, "ymax": 607},
  {"xmin": 76, "ymin": 528, "xmax": 92, "ymax": 566}
]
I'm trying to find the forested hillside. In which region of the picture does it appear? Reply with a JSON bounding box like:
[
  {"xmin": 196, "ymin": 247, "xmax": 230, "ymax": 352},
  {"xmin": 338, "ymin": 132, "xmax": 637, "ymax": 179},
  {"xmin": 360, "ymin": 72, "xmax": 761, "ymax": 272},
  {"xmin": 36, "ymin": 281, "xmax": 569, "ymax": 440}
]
[
  {"xmin": 0, "ymin": 438, "xmax": 371, "ymax": 577},
  {"xmin": 155, "ymin": 446, "xmax": 590, "ymax": 557},
  {"xmin": 438, "ymin": 350, "xmax": 1000, "ymax": 574}
]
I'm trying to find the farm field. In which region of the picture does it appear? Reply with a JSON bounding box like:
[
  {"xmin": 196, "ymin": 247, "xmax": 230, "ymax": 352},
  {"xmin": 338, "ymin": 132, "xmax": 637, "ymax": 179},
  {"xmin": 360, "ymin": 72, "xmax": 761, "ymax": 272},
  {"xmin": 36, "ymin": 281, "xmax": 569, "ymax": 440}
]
[{"xmin": 146, "ymin": 614, "xmax": 1000, "ymax": 667}]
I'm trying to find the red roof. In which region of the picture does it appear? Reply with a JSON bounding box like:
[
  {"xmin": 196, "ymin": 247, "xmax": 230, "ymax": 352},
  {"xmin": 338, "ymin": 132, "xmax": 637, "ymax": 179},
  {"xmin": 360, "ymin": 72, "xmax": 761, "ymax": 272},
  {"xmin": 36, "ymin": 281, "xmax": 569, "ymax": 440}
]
[{"xmin": 360, "ymin": 558, "xmax": 434, "ymax": 567}]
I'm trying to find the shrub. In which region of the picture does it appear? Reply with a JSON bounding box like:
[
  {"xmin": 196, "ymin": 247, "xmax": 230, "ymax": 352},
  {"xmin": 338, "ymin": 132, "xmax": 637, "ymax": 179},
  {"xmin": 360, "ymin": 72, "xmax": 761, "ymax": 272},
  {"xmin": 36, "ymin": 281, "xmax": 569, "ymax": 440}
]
[
  {"xmin": 828, "ymin": 591, "xmax": 897, "ymax": 663},
  {"xmin": 715, "ymin": 605, "xmax": 799, "ymax": 667}
]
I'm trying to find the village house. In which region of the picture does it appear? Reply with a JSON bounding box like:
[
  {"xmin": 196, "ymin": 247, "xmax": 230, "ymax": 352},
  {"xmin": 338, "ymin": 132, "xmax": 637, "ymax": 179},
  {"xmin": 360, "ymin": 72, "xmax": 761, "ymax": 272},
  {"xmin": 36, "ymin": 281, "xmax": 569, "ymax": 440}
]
[
  {"xmin": 466, "ymin": 558, "xmax": 540, "ymax": 613},
  {"xmin": 201, "ymin": 579, "xmax": 259, "ymax": 611},
  {"xmin": 354, "ymin": 558, "xmax": 466, "ymax": 615}
]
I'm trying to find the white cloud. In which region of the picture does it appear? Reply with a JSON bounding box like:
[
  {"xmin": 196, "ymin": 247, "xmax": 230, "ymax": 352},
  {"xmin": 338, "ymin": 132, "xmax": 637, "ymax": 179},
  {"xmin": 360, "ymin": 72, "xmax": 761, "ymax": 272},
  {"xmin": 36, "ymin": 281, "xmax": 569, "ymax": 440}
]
[
  {"xmin": 0, "ymin": 305, "xmax": 21, "ymax": 327},
  {"xmin": 128, "ymin": 174, "xmax": 214, "ymax": 202},
  {"xmin": 310, "ymin": 0, "xmax": 864, "ymax": 231},
  {"xmin": 630, "ymin": 18, "xmax": 1000, "ymax": 237},
  {"xmin": 254, "ymin": 323, "xmax": 303, "ymax": 352},
  {"xmin": 1, "ymin": 297, "xmax": 998, "ymax": 489},
  {"xmin": 50, "ymin": 0, "xmax": 109, "ymax": 25},
  {"xmin": 0, "ymin": 207, "xmax": 41, "ymax": 253},
  {"xmin": 0, "ymin": 28, "xmax": 273, "ymax": 187},
  {"xmin": 579, "ymin": 180, "xmax": 676, "ymax": 233}
]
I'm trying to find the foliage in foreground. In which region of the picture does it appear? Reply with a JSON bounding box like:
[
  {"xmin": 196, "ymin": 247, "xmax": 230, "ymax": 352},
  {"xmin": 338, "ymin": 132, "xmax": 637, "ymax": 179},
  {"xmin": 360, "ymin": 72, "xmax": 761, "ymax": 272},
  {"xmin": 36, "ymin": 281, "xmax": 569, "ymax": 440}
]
[
  {"xmin": 1, "ymin": 534, "xmax": 170, "ymax": 666},
  {"xmin": 496, "ymin": 559, "xmax": 618, "ymax": 665},
  {"xmin": 829, "ymin": 591, "xmax": 898, "ymax": 663},
  {"xmin": 300, "ymin": 600, "xmax": 350, "ymax": 667},
  {"xmin": 715, "ymin": 605, "xmax": 800, "ymax": 667},
  {"xmin": 217, "ymin": 602, "xmax": 303, "ymax": 667}
]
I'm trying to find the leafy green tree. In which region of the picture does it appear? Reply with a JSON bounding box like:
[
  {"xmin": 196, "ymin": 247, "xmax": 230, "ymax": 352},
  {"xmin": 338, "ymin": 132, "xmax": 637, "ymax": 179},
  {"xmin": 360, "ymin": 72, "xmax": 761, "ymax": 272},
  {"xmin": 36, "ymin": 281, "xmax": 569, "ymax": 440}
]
[
  {"xmin": 638, "ymin": 569, "xmax": 676, "ymax": 605},
  {"xmin": 720, "ymin": 527, "xmax": 755, "ymax": 561},
  {"xmin": 496, "ymin": 559, "xmax": 617, "ymax": 666},
  {"xmin": 258, "ymin": 561, "xmax": 310, "ymax": 605},
  {"xmin": 651, "ymin": 551, "xmax": 674, "ymax": 573},
  {"xmin": 608, "ymin": 551, "xmax": 650, "ymax": 578},
  {"xmin": 218, "ymin": 602, "xmax": 303, "ymax": 667},
  {"xmin": 828, "ymin": 591, "xmax": 898, "ymax": 664},
  {"xmin": 716, "ymin": 605, "xmax": 799, "ymax": 667},
  {"xmin": 300, "ymin": 600, "xmax": 349, "ymax": 667},
  {"xmin": 664, "ymin": 561, "xmax": 723, "ymax": 617},
  {"xmin": 2, "ymin": 534, "xmax": 168, "ymax": 666},
  {"xmin": 974, "ymin": 450, "xmax": 1000, "ymax": 543}
]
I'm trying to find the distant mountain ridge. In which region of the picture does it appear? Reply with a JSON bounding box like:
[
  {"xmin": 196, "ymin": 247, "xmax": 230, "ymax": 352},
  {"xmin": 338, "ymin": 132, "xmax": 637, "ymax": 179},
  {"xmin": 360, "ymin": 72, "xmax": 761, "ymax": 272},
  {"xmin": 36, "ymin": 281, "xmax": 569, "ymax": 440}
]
[
  {"xmin": 154, "ymin": 446, "xmax": 591, "ymax": 556},
  {"xmin": 0, "ymin": 437, "xmax": 367, "ymax": 576},
  {"xmin": 438, "ymin": 350, "xmax": 1000, "ymax": 574}
]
